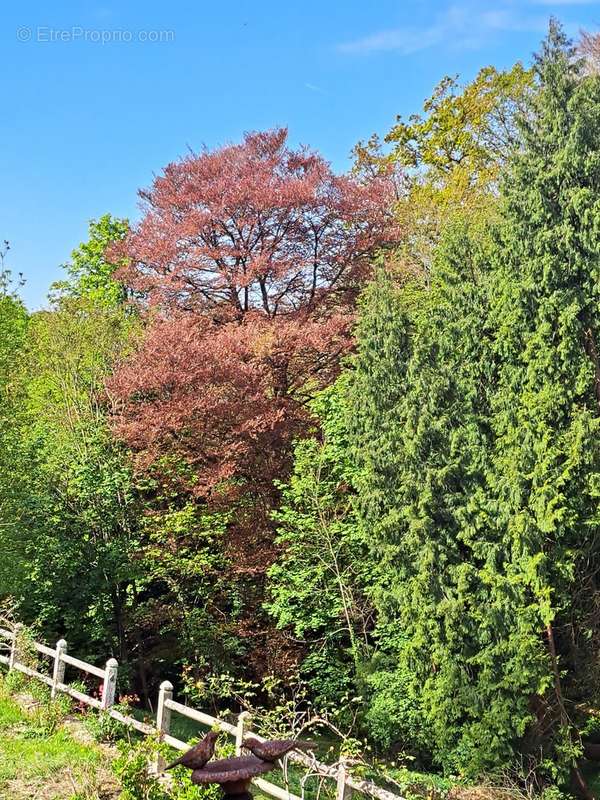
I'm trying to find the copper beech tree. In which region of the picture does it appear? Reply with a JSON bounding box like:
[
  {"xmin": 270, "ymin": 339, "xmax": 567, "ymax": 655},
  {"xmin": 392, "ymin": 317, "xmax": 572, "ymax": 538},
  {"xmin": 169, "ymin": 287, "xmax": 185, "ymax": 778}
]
[{"xmin": 109, "ymin": 128, "xmax": 397, "ymax": 505}]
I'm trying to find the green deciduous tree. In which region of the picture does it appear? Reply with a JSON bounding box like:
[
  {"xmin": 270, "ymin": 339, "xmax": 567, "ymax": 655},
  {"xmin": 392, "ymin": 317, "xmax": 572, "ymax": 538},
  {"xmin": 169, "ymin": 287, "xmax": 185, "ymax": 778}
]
[
  {"xmin": 0, "ymin": 242, "xmax": 30, "ymax": 598},
  {"xmin": 51, "ymin": 213, "xmax": 129, "ymax": 306},
  {"xmin": 354, "ymin": 63, "xmax": 533, "ymax": 278},
  {"xmin": 267, "ymin": 377, "xmax": 375, "ymax": 711},
  {"xmin": 6, "ymin": 218, "xmax": 142, "ymax": 666}
]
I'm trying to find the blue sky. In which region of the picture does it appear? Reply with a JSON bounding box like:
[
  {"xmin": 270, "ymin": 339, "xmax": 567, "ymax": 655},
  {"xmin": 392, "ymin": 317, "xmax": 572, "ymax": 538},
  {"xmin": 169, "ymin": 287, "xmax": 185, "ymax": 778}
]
[{"xmin": 2, "ymin": 0, "xmax": 599, "ymax": 308}]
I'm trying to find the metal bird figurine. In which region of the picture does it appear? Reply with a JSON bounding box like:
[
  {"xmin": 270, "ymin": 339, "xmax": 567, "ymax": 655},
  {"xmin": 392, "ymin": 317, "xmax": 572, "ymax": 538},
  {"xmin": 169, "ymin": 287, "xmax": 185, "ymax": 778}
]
[
  {"xmin": 242, "ymin": 736, "xmax": 313, "ymax": 762},
  {"xmin": 165, "ymin": 730, "xmax": 220, "ymax": 771}
]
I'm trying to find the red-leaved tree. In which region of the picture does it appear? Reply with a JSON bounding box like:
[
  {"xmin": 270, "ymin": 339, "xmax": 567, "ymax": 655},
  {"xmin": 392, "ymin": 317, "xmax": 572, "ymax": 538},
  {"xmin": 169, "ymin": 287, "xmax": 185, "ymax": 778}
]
[
  {"xmin": 108, "ymin": 127, "xmax": 397, "ymax": 675},
  {"xmin": 110, "ymin": 128, "xmax": 397, "ymax": 499}
]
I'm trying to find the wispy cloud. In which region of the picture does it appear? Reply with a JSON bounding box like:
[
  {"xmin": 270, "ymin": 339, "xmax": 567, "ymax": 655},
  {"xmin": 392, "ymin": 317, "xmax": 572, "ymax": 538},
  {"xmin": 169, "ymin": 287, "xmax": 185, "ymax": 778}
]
[
  {"xmin": 530, "ymin": 0, "xmax": 597, "ymax": 5},
  {"xmin": 304, "ymin": 82, "xmax": 325, "ymax": 94},
  {"xmin": 338, "ymin": 3, "xmax": 552, "ymax": 56}
]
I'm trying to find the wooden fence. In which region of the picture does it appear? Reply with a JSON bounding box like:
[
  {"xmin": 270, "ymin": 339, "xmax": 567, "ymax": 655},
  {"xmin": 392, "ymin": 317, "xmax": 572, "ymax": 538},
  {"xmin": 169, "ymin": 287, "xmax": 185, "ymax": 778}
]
[{"xmin": 0, "ymin": 626, "xmax": 402, "ymax": 800}]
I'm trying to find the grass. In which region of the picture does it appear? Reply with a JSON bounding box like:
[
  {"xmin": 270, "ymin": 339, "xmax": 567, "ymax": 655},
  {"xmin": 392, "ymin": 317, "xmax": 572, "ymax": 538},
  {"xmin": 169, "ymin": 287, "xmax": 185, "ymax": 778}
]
[{"xmin": 0, "ymin": 674, "xmax": 116, "ymax": 799}]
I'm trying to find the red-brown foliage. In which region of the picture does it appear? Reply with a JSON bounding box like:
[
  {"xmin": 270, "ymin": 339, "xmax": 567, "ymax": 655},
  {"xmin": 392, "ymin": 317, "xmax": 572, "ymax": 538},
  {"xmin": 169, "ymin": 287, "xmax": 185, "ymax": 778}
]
[
  {"xmin": 109, "ymin": 128, "xmax": 397, "ymax": 501},
  {"xmin": 109, "ymin": 309, "xmax": 352, "ymax": 497}
]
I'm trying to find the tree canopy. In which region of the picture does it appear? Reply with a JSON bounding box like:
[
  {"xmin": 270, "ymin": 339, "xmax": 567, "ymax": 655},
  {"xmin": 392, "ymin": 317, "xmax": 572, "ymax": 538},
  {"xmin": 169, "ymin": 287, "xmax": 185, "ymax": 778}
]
[{"xmin": 4, "ymin": 22, "xmax": 600, "ymax": 799}]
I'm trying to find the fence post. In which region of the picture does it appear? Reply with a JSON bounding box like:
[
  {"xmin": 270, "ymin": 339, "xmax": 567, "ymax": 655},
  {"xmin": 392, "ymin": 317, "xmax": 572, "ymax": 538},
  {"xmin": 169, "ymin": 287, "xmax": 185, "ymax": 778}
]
[
  {"xmin": 8, "ymin": 623, "xmax": 23, "ymax": 670},
  {"xmin": 101, "ymin": 658, "xmax": 118, "ymax": 710},
  {"xmin": 157, "ymin": 680, "xmax": 173, "ymax": 740},
  {"xmin": 235, "ymin": 711, "xmax": 252, "ymax": 755},
  {"xmin": 155, "ymin": 681, "xmax": 173, "ymax": 772},
  {"xmin": 336, "ymin": 757, "xmax": 352, "ymax": 800},
  {"xmin": 51, "ymin": 639, "xmax": 67, "ymax": 699}
]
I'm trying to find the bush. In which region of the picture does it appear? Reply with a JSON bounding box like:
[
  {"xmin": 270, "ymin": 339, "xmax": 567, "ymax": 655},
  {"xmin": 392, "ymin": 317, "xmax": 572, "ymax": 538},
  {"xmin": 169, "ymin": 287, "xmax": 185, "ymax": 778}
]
[
  {"xmin": 1, "ymin": 668, "xmax": 26, "ymax": 695},
  {"xmin": 113, "ymin": 737, "xmax": 170, "ymax": 800},
  {"xmin": 84, "ymin": 697, "xmax": 136, "ymax": 744}
]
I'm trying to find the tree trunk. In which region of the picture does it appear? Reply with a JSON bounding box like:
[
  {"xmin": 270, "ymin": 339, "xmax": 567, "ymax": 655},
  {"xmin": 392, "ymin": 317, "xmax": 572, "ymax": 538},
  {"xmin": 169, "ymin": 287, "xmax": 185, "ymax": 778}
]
[{"xmin": 546, "ymin": 623, "xmax": 593, "ymax": 800}]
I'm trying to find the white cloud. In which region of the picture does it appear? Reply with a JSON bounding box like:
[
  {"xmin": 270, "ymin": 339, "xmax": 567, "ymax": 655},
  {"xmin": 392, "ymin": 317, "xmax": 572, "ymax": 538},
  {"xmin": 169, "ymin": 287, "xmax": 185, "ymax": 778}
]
[
  {"xmin": 337, "ymin": 27, "xmax": 439, "ymax": 55},
  {"xmin": 338, "ymin": 3, "xmax": 553, "ymax": 55}
]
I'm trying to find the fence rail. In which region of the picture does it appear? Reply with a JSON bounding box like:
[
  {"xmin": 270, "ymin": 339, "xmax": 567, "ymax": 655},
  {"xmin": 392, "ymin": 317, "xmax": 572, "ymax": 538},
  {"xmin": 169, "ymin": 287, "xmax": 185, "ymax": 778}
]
[{"xmin": 0, "ymin": 626, "xmax": 403, "ymax": 800}]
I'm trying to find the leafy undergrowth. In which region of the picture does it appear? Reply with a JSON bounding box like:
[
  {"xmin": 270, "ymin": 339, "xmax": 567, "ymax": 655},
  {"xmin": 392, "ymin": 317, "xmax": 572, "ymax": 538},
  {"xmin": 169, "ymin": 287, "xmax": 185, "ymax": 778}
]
[
  {"xmin": 7, "ymin": 672, "xmax": 597, "ymax": 800},
  {"xmin": 0, "ymin": 674, "xmax": 117, "ymax": 799}
]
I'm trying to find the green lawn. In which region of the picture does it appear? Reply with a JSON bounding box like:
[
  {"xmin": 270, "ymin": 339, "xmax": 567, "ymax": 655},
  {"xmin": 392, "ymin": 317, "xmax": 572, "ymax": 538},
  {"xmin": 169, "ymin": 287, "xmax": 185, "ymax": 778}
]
[{"xmin": 0, "ymin": 677, "xmax": 114, "ymax": 799}]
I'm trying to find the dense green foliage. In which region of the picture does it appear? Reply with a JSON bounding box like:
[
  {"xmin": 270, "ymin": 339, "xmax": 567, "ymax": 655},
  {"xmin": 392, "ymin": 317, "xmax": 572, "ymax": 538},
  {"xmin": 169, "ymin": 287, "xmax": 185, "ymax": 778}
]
[
  {"xmin": 488, "ymin": 25, "xmax": 600, "ymax": 789},
  {"xmin": 345, "ymin": 22, "xmax": 600, "ymax": 793},
  {"xmin": 267, "ymin": 378, "xmax": 374, "ymax": 711},
  {"xmin": 0, "ymin": 218, "xmax": 253, "ymax": 700},
  {"xmin": 0, "ymin": 256, "xmax": 29, "ymax": 599},
  {"xmin": 0, "ymin": 218, "xmax": 142, "ymax": 661},
  {"xmin": 354, "ymin": 62, "xmax": 533, "ymax": 276},
  {"xmin": 4, "ymin": 22, "xmax": 600, "ymax": 798}
]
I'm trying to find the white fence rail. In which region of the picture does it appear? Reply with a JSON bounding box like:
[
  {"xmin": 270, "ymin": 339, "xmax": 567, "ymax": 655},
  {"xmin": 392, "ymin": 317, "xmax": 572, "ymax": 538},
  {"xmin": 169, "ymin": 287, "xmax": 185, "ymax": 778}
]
[
  {"xmin": 0, "ymin": 626, "xmax": 403, "ymax": 800},
  {"xmin": 0, "ymin": 624, "xmax": 117, "ymax": 710}
]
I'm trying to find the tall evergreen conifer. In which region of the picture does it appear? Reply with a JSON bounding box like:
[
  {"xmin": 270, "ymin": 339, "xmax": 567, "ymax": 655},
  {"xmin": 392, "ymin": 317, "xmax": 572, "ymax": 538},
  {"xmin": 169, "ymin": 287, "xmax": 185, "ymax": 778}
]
[
  {"xmin": 351, "ymin": 22, "xmax": 600, "ymax": 793},
  {"xmin": 489, "ymin": 20, "xmax": 600, "ymax": 794},
  {"xmin": 351, "ymin": 230, "xmax": 499, "ymax": 774}
]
